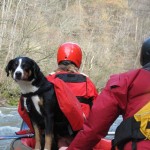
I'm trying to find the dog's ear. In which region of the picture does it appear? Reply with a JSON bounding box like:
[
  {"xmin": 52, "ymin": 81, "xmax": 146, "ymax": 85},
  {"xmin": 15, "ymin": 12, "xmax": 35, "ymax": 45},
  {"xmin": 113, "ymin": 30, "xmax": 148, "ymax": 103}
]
[
  {"xmin": 33, "ymin": 61, "xmax": 40, "ymax": 78},
  {"xmin": 5, "ymin": 59, "xmax": 14, "ymax": 77}
]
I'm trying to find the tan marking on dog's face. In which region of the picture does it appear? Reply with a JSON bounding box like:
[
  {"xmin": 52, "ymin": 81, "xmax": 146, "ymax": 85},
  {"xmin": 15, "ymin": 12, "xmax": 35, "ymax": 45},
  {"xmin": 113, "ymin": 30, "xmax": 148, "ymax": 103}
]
[
  {"xmin": 45, "ymin": 134, "xmax": 53, "ymax": 150},
  {"xmin": 22, "ymin": 69, "xmax": 32, "ymax": 80}
]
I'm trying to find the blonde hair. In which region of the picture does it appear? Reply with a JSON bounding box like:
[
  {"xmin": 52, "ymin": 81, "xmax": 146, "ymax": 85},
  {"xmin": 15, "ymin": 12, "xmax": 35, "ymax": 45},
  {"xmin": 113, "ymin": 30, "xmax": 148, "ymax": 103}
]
[{"xmin": 55, "ymin": 64, "xmax": 79, "ymax": 73}]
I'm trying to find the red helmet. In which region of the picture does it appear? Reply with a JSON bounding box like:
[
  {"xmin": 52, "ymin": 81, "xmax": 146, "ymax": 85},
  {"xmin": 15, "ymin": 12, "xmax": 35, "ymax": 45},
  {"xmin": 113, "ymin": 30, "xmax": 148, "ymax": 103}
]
[{"xmin": 57, "ymin": 42, "xmax": 82, "ymax": 68}]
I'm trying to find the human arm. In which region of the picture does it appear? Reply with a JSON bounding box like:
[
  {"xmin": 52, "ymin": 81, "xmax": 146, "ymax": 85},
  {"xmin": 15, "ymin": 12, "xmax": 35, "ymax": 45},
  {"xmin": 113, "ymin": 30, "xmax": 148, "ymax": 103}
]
[
  {"xmin": 68, "ymin": 89, "xmax": 120, "ymax": 150},
  {"xmin": 68, "ymin": 74, "xmax": 128, "ymax": 150}
]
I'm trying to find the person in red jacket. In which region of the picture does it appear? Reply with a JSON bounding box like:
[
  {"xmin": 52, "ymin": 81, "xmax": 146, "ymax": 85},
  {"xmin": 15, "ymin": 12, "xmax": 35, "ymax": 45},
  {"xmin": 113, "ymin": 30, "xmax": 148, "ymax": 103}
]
[
  {"xmin": 10, "ymin": 42, "xmax": 98, "ymax": 150},
  {"xmin": 66, "ymin": 37, "xmax": 150, "ymax": 150}
]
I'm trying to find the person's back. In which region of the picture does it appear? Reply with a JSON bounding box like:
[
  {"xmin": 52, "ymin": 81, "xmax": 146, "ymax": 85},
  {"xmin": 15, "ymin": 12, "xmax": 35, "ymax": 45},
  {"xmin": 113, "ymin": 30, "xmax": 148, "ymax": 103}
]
[{"xmin": 47, "ymin": 71, "xmax": 97, "ymax": 118}]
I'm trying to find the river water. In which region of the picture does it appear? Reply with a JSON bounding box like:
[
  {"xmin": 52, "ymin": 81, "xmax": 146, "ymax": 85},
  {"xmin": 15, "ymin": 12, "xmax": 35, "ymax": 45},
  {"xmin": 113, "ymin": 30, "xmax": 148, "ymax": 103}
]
[
  {"xmin": 0, "ymin": 107, "xmax": 22, "ymax": 150},
  {"xmin": 0, "ymin": 107, "xmax": 122, "ymax": 150}
]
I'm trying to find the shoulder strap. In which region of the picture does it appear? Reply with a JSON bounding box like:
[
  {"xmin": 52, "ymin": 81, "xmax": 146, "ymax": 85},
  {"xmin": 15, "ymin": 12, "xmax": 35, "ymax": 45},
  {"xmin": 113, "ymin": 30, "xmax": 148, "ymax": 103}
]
[{"xmin": 55, "ymin": 73, "xmax": 86, "ymax": 83}]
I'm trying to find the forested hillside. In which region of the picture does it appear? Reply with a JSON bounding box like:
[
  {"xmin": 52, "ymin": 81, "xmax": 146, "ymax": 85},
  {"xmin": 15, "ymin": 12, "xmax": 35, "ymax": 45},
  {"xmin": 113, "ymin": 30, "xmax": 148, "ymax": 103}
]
[{"xmin": 0, "ymin": 0, "xmax": 150, "ymax": 105}]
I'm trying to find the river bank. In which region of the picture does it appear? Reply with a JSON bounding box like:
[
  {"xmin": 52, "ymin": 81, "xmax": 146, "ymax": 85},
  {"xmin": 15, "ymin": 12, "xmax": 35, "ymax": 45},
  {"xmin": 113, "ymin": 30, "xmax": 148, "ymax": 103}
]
[{"xmin": 0, "ymin": 99, "xmax": 8, "ymax": 107}]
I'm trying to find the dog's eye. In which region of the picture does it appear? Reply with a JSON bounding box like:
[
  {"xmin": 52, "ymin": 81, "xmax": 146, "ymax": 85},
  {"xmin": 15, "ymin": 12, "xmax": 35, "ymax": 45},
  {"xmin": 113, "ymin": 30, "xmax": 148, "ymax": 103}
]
[
  {"xmin": 22, "ymin": 63, "xmax": 29, "ymax": 69},
  {"xmin": 13, "ymin": 62, "xmax": 18, "ymax": 67},
  {"xmin": 22, "ymin": 63, "xmax": 25, "ymax": 68},
  {"xmin": 22, "ymin": 64, "xmax": 30, "ymax": 71}
]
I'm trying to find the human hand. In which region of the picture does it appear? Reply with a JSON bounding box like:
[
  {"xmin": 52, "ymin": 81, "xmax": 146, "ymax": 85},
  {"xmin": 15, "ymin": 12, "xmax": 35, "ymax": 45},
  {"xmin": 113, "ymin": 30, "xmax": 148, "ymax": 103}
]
[{"xmin": 59, "ymin": 146, "xmax": 68, "ymax": 150}]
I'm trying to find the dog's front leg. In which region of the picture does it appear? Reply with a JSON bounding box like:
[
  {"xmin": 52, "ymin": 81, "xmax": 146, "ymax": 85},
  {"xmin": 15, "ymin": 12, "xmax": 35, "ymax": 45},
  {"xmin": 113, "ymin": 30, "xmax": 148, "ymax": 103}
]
[
  {"xmin": 44, "ymin": 114, "xmax": 53, "ymax": 150},
  {"xmin": 33, "ymin": 123, "xmax": 41, "ymax": 150},
  {"xmin": 45, "ymin": 133, "xmax": 53, "ymax": 150}
]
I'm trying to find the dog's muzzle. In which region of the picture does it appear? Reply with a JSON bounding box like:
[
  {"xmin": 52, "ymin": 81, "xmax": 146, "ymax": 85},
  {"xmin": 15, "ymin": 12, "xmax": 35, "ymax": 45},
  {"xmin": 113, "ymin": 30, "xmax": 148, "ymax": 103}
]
[{"xmin": 14, "ymin": 71, "xmax": 22, "ymax": 80}]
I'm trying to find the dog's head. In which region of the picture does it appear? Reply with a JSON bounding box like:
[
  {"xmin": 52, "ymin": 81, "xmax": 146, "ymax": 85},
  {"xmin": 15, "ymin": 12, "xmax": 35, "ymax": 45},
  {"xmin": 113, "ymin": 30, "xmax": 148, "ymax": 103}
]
[{"xmin": 5, "ymin": 57, "xmax": 40, "ymax": 81}]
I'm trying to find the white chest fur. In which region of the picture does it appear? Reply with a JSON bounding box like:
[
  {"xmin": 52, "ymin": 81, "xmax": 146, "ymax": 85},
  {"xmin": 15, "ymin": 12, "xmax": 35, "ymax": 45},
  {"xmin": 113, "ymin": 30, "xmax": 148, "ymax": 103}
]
[
  {"xmin": 32, "ymin": 96, "xmax": 42, "ymax": 115},
  {"xmin": 24, "ymin": 96, "xmax": 42, "ymax": 115},
  {"xmin": 17, "ymin": 80, "xmax": 39, "ymax": 94},
  {"xmin": 17, "ymin": 80, "xmax": 42, "ymax": 115}
]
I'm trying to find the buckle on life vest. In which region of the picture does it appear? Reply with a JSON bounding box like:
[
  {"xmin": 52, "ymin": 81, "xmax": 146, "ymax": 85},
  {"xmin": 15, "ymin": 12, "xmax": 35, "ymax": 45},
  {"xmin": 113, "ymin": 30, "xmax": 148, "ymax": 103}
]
[{"xmin": 134, "ymin": 101, "xmax": 150, "ymax": 140}]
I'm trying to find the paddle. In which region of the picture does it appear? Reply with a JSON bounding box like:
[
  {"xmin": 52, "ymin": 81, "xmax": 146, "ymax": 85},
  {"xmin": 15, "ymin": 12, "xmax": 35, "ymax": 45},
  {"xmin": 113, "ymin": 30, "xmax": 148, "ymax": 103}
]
[
  {"xmin": 0, "ymin": 133, "xmax": 34, "ymax": 140},
  {"xmin": 0, "ymin": 131, "xmax": 114, "ymax": 140}
]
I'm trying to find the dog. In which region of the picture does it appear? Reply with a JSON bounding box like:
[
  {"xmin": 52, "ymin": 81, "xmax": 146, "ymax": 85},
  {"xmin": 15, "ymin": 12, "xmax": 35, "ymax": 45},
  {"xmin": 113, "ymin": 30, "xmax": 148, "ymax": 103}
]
[{"xmin": 5, "ymin": 56, "xmax": 72, "ymax": 150}]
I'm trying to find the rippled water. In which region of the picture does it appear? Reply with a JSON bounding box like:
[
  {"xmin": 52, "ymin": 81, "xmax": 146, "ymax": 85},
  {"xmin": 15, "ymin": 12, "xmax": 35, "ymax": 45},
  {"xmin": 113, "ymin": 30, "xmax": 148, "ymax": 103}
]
[
  {"xmin": 0, "ymin": 107, "xmax": 22, "ymax": 150},
  {"xmin": 0, "ymin": 107, "xmax": 122, "ymax": 150}
]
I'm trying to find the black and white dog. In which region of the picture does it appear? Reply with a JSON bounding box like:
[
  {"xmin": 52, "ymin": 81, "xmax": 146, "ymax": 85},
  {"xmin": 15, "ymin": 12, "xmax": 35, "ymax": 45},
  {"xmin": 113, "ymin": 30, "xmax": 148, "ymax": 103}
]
[{"xmin": 5, "ymin": 56, "xmax": 70, "ymax": 150}]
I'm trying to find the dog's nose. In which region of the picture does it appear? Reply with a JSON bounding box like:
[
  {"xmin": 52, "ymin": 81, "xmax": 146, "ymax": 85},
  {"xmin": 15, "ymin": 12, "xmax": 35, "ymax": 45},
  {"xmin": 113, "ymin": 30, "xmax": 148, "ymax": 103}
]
[{"xmin": 15, "ymin": 71, "xmax": 22, "ymax": 79}]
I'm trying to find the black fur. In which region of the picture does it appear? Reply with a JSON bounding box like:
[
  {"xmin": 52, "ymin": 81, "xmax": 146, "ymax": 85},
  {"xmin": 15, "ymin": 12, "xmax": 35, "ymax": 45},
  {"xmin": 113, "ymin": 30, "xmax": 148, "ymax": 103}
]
[{"xmin": 5, "ymin": 57, "xmax": 71, "ymax": 150}]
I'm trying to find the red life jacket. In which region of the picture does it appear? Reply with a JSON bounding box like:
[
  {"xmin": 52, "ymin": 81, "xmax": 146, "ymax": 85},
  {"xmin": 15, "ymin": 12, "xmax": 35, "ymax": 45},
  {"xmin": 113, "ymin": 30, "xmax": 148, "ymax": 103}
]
[
  {"xmin": 18, "ymin": 101, "xmax": 35, "ymax": 133},
  {"xmin": 47, "ymin": 72, "xmax": 98, "ymax": 118},
  {"xmin": 50, "ymin": 77, "xmax": 84, "ymax": 131}
]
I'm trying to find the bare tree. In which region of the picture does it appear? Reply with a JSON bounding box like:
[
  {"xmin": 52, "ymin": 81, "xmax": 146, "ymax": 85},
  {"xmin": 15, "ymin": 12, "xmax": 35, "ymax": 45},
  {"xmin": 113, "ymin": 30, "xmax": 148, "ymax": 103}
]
[{"xmin": 0, "ymin": 0, "xmax": 150, "ymax": 104}]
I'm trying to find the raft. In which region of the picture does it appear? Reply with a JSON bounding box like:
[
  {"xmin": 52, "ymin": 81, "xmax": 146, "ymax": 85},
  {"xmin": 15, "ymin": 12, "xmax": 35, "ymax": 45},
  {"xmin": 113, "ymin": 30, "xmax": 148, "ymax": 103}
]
[
  {"xmin": 9, "ymin": 121, "xmax": 112, "ymax": 150},
  {"xmin": 94, "ymin": 138, "xmax": 112, "ymax": 150}
]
